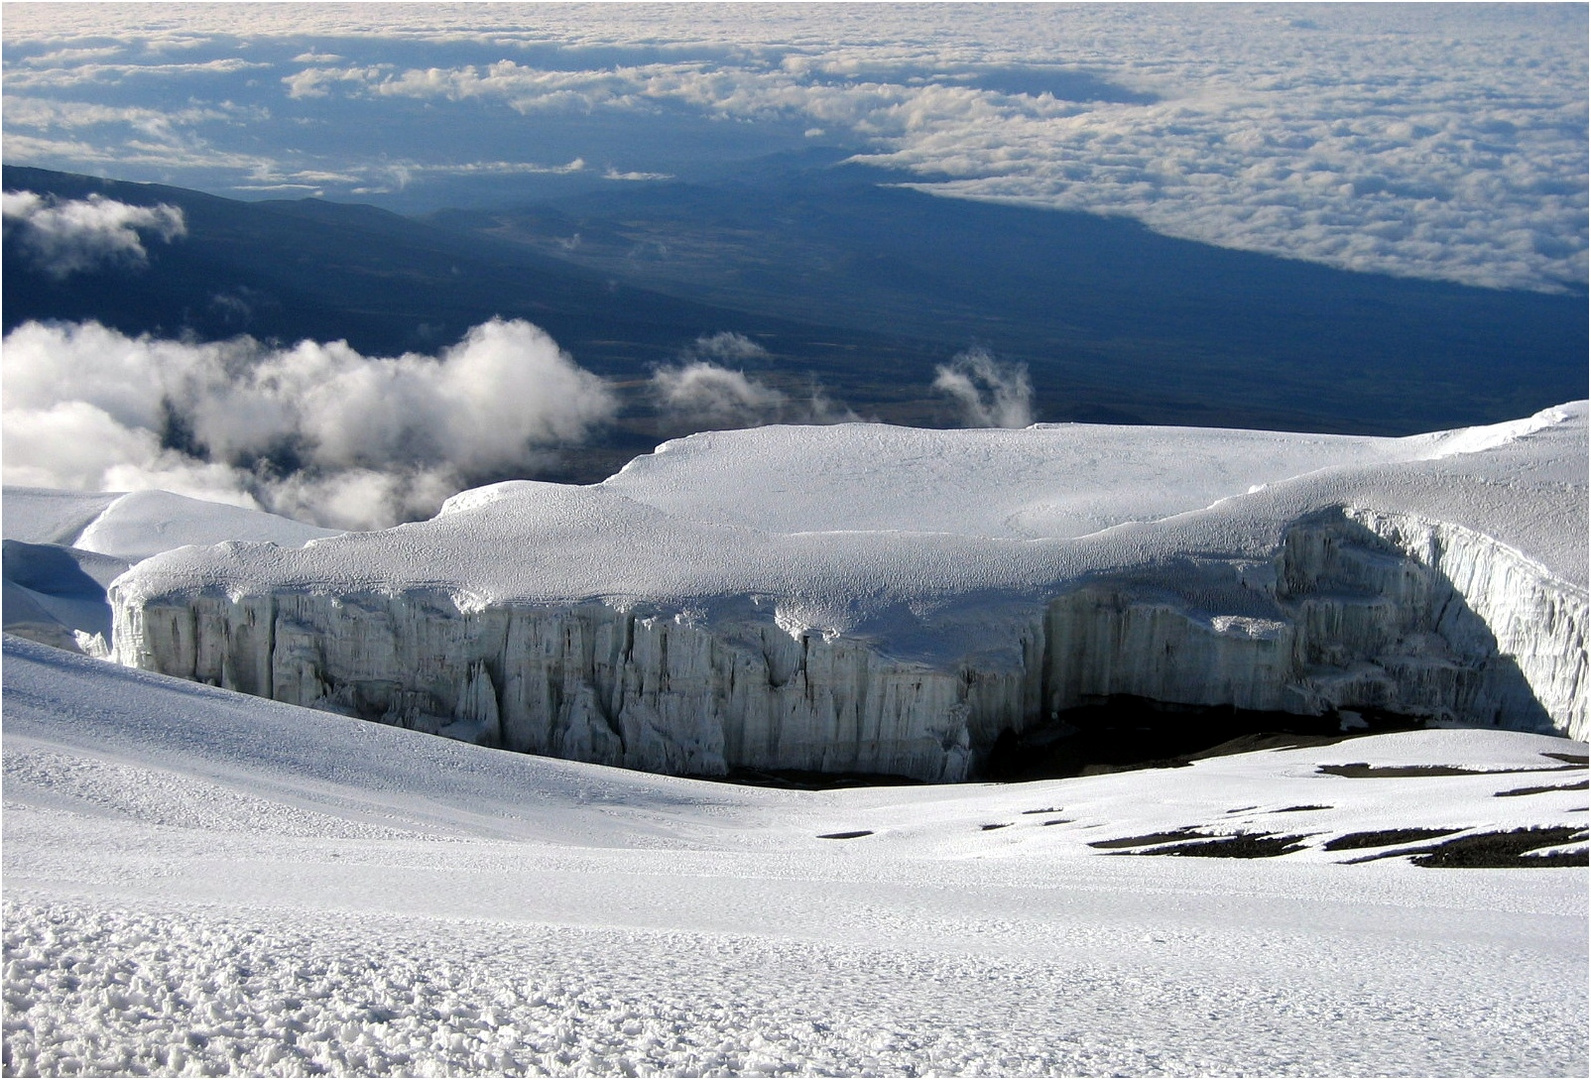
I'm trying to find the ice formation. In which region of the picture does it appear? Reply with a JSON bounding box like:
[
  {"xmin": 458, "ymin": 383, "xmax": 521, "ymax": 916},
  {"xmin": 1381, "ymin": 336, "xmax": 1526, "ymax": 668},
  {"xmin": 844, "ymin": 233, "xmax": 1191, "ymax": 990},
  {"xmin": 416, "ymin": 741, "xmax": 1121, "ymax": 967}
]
[{"xmin": 109, "ymin": 404, "xmax": 1589, "ymax": 779}]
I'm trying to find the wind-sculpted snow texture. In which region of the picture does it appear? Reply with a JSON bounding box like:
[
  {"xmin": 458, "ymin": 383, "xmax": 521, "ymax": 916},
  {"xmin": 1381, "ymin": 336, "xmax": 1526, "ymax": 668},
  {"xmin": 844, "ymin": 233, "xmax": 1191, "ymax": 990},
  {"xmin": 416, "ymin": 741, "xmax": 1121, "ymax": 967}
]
[
  {"xmin": 3, "ymin": 635, "xmax": 1587, "ymax": 1076},
  {"xmin": 110, "ymin": 404, "xmax": 1590, "ymax": 779}
]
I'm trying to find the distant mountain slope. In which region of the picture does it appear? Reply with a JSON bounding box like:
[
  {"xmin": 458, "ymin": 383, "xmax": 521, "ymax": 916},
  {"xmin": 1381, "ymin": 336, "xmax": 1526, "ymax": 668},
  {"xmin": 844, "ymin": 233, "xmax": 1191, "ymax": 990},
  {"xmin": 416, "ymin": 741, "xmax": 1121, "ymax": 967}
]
[
  {"xmin": 5, "ymin": 166, "xmax": 993, "ymax": 480},
  {"xmin": 1, "ymin": 165, "xmax": 927, "ymax": 379},
  {"xmin": 7, "ymin": 163, "xmax": 1584, "ymax": 437},
  {"xmin": 429, "ymin": 153, "xmax": 1589, "ymax": 434}
]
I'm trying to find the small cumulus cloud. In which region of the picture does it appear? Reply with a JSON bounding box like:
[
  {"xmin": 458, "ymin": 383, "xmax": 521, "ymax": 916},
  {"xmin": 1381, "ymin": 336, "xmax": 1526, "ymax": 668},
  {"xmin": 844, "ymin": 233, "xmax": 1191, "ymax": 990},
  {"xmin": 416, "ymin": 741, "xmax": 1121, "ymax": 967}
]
[
  {"xmin": 652, "ymin": 361, "xmax": 788, "ymax": 428},
  {"xmin": 2, "ymin": 190, "xmax": 185, "ymax": 278},
  {"xmin": 932, "ymin": 348, "xmax": 1033, "ymax": 428},
  {"xmin": 691, "ymin": 331, "xmax": 769, "ymax": 362},
  {"xmin": 650, "ymin": 332, "xmax": 859, "ymax": 429},
  {"xmin": 282, "ymin": 64, "xmax": 392, "ymax": 100},
  {"xmin": 1, "ymin": 318, "xmax": 617, "ymax": 530},
  {"xmin": 603, "ymin": 167, "xmax": 674, "ymax": 182}
]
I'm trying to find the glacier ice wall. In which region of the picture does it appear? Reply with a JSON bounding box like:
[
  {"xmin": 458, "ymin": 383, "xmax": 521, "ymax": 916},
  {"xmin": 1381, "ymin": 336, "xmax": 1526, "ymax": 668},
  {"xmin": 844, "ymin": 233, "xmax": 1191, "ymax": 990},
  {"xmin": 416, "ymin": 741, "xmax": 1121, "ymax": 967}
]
[
  {"xmin": 111, "ymin": 506, "xmax": 1587, "ymax": 780},
  {"xmin": 117, "ymin": 591, "xmax": 1017, "ymax": 781},
  {"xmin": 1036, "ymin": 509, "xmax": 1585, "ymax": 739}
]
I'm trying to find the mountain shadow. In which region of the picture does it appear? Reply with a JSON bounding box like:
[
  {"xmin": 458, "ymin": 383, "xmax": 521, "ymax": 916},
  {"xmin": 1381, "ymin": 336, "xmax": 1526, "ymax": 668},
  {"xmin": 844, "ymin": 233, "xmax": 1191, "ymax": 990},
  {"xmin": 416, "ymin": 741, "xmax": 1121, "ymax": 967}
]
[{"xmin": 432, "ymin": 152, "xmax": 1588, "ymax": 436}]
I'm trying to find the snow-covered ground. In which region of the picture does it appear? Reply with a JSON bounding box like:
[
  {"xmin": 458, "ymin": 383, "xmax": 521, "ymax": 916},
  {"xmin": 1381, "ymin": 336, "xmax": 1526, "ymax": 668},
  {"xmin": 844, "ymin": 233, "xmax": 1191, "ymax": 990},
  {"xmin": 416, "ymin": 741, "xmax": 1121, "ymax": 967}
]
[
  {"xmin": 4, "ymin": 407, "xmax": 1587, "ymax": 1075},
  {"xmin": 3, "ymin": 488, "xmax": 339, "ymax": 656},
  {"xmin": 4, "ymin": 634, "xmax": 1586, "ymax": 1076}
]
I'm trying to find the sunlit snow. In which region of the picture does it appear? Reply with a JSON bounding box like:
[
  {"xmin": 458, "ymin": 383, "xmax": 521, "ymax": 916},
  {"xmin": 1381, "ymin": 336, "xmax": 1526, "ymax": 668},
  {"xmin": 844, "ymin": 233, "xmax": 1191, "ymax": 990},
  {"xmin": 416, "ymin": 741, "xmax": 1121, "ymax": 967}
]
[
  {"xmin": 3, "ymin": 406, "xmax": 1586, "ymax": 1076},
  {"xmin": 3, "ymin": 635, "xmax": 1585, "ymax": 1076}
]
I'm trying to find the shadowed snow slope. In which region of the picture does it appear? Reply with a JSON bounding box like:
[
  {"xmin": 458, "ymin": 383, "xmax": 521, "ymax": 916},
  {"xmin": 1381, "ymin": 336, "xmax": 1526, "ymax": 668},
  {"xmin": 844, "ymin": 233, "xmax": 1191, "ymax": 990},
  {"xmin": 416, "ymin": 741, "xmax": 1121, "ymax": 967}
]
[
  {"xmin": 3, "ymin": 634, "xmax": 1587, "ymax": 1076},
  {"xmin": 2, "ymin": 487, "xmax": 340, "ymax": 655},
  {"xmin": 109, "ymin": 404, "xmax": 1589, "ymax": 779},
  {"xmin": 4, "ymin": 487, "xmax": 341, "ymax": 563}
]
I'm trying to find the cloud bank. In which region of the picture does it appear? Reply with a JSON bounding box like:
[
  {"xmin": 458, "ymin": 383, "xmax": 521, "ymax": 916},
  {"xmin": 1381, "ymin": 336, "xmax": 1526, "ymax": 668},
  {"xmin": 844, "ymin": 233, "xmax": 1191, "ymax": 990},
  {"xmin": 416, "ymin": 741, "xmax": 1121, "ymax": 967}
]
[
  {"xmin": 5, "ymin": 317, "xmax": 1046, "ymax": 526},
  {"xmin": 2, "ymin": 190, "xmax": 185, "ymax": 277},
  {"xmin": 1, "ymin": 319, "xmax": 616, "ymax": 530},
  {"xmin": 4, "ymin": 4, "xmax": 1581, "ymax": 291}
]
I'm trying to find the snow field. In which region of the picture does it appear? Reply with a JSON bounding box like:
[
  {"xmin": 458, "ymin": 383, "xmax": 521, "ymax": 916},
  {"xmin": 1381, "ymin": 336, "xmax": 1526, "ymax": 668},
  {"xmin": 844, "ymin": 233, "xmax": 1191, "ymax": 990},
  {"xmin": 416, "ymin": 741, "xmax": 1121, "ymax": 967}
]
[
  {"xmin": 115, "ymin": 403, "xmax": 1591, "ymax": 613},
  {"xmin": 4, "ymin": 402, "xmax": 1589, "ymax": 1075},
  {"xmin": 2, "ymin": 488, "xmax": 338, "ymax": 563},
  {"xmin": 4, "ymin": 892, "xmax": 1584, "ymax": 1078},
  {"xmin": 3, "ymin": 635, "xmax": 1587, "ymax": 1076}
]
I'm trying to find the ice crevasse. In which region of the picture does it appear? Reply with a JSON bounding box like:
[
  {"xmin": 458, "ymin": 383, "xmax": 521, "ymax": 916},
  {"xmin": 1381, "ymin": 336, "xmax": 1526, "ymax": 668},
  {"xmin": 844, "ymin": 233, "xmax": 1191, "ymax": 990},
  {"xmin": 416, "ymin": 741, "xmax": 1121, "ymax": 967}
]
[{"xmin": 109, "ymin": 406, "xmax": 1590, "ymax": 780}]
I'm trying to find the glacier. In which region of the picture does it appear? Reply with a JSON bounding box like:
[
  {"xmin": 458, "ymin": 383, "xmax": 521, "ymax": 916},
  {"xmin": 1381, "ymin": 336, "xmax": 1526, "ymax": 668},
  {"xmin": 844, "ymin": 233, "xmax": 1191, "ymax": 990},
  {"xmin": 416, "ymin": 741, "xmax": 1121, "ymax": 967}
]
[{"xmin": 108, "ymin": 404, "xmax": 1589, "ymax": 780}]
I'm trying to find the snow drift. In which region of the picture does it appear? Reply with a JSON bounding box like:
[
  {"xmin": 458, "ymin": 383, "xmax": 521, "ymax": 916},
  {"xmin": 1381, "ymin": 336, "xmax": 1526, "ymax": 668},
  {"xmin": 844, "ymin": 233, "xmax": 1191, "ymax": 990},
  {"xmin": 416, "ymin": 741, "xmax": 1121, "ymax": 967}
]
[{"xmin": 109, "ymin": 405, "xmax": 1590, "ymax": 779}]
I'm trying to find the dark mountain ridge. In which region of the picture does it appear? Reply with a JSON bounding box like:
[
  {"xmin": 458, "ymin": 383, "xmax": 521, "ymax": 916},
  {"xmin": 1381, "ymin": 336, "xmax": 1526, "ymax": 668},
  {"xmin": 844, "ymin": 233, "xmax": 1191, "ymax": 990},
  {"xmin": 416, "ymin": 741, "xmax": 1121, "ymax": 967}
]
[
  {"xmin": 426, "ymin": 153, "xmax": 1589, "ymax": 435},
  {"xmin": 5, "ymin": 162, "xmax": 1585, "ymax": 444}
]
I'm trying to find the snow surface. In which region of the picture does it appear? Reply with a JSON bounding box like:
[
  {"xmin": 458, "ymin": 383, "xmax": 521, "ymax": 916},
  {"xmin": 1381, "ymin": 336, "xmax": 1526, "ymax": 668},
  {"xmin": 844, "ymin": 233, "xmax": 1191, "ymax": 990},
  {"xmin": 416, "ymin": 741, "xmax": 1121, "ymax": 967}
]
[
  {"xmin": 107, "ymin": 404, "xmax": 1589, "ymax": 773},
  {"xmin": 602, "ymin": 422, "xmax": 1420, "ymax": 540},
  {"xmin": 0, "ymin": 489, "xmax": 122, "ymax": 549},
  {"xmin": 1, "ymin": 487, "xmax": 340, "ymax": 654},
  {"xmin": 119, "ymin": 402, "xmax": 1589, "ymax": 617},
  {"xmin": 3, "ymin": 633, "xmax": 1586, "ymax": 1076},
  {"xmin": 3, "ymin": 487, "xmax": 341, "ymax": 564}
]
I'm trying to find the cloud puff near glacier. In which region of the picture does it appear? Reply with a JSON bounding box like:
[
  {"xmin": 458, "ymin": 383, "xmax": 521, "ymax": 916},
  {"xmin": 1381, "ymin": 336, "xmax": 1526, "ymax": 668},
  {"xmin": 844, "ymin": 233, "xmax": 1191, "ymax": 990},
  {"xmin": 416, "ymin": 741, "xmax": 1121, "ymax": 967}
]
[
  {"xmin": 1, "ymin": 319, "xmax": 616, "ymax": 530},
  {"xmin": 6, "ymin": 319, "xmax": 1035, "ymax": 529},
  {"xmin": 3, "ymin": 4, "xmax": 1584, "ymax": 292},
  {"xmin": 651, "ymin": 333, "xmax": 861, "ymax": 429},
  {"xmin": 1, "ymin": 191, "xmax": 185, "ymax": 277},
  {"xmin": 932, "ymin": 349, "xmax": 1033, "ymax": 429}
]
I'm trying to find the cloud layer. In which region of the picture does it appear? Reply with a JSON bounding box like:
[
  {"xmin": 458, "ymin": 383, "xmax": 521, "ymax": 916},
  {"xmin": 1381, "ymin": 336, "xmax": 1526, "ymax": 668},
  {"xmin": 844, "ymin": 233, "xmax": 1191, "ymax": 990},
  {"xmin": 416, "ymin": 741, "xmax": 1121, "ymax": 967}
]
[
  {"xmin": 2, "ymin": 190, "xmax": 185, "ymax": 277},
  {"xmin": 7, "ymin": 320, "xmax": 1051, "ymax": 525},
  {"xmin": 3, "ymin": 5, "xmax": 1584, "ymax": 291}
]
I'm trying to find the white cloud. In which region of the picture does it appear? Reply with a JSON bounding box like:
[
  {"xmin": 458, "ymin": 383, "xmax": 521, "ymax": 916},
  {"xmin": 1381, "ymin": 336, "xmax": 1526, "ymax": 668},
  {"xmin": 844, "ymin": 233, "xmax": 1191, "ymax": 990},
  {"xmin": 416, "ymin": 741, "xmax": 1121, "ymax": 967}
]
[
  {"xmin": 603, "ymin": 168, "xmax": 674, "ymax": 182},
  {"xmin": 649, "ymin": 333, "xmax": 862, "ymax": 429},
  {"xmin": 0, "ymin": 399, "xmax": 259, "ymax": 509},
  {"xmin": 1, "ymin": 96, "xmax": 267, "ymax": 132},
  {"xmin": 2, "ymin": 191, "xmax": 186, "ymax": 278},
  {"xmin": 3, "ymin": 57, "xmax": 271, "ymax": 90},
  {"xmin": 932, "ymin": 348, "xmax": 1032, "ymax": 429},
  {"xmin": 651, "ymin": 361, "xmax": 787, "ymax": 429},
  {"xmin": 2, "ymin": 5, "xmax": 1583, "ymax": 290},
  {"xmin": 414, "ymin": 158, "xmax": 587, "ymax": 177},
  {"xmin": 1, "ymin": 319, "xmax": 618, "ymax": 530},
  {"xmin": 690, "ymin": 332, "xmax": 768, "ymax": 362},
  {"xmin": 2, "ymin": 131, "xmax": 264, "ymax": 175},
  {"xmin": 282, "ymin": 65, "xmax": 392, "ymax": 100}
]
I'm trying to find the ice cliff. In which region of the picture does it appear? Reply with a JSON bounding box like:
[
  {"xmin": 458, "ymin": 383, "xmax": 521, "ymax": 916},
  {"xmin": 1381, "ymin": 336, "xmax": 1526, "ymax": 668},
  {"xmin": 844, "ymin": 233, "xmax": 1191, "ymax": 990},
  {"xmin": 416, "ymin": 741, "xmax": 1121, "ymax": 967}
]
[{"xmin": 109, "ymin": 405, "xmax": 1589, "ymax": 779}]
